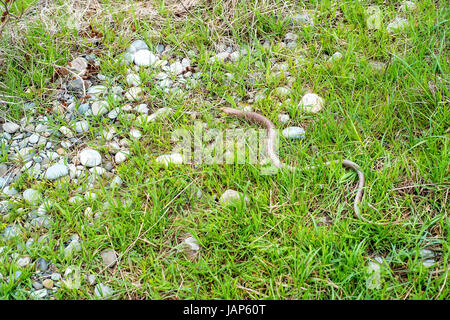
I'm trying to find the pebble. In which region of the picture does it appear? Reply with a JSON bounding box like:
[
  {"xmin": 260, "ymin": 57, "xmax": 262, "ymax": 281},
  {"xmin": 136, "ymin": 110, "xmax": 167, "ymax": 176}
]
[
  {"xmin": 28, "ymin": 133, "xmax": 40, "ymax": 144},
  {"xmin": 128, "ymin": 40, "xmax": 149, "ymax": 53},
  {"xmin": 291, "ymin": 12, "xmax": 314, "ymax": 26},
  {"xmin": 35, "ymin": 257, "xmax": 49, "ymax": 272},
  {"xmin": 45, "ymin": 164, "xmax": 69, "ymax": 180},
  {"xmin": 422, "ymin": 259, "xmax": 436, "ymax": 268},
  {"xmin": 278, "ymin": 114, "xmax": 290, "ymax": 123},
  {"xmin": 229, "ymin": 51, "xmax": 240, "ymax": 62},
  {"xmin": 387, "ymin": 17, "xmax": 409, "ymax": 33},
  {"xmin": 282, "ymin": 126, "xmax": 305, "ymax": 139},
  {"xmin": 169, "ymin": 61, "xmax": 183, "ymax": 75},
  {"xmin": 366, "ymin": 261, "xmax": 381, "ymax": 289},
  {"xmin": 102, "ymin": 127, "xmax": 116, "ymax": 141},
  {"xmin": 51, "ymin": 273, "xmax": 62, "ymax": 281},
  {"xmin": 0, "ymin": 163, "xmax": 7, "ymax": 176},
  {"xmin": 156, "ymin": 44, "xmax": 165, "ymax": 54},
  {"xmin": 130, "ymin": 128, "xmax": 142, "ymax": 139},
  {"xmin": 155, "ymin": 153, "xmax": 183, "ymax": 167},
  {"xmin": 370, "ymin": 61, "xmax": 386, "ymax": 73},
  {"xmin": 87, "ymin": 85, "xmax": 108, "ymax": 96},
  {"xmin": 136, "ymin": 104, "xmax": 149, "ymax": 114},
  {"xmin": 16, "ymin": 256, "xmax": 31, "ymax": 267},
  {"xmin": 134, "ymin": 50, "xmax": 158, "ymax": 67},
  {"xmin": 30, "ymin": 289, "xmax": 48, "ymax": 299},
  {"xmin": 68, "ymin": 78, "xmax": 85, "ymax": 92},
  {"xmin": 219, "ymin": 189, "xmax": 249, "ymax": 206},
  {"xmin": 126, "ymin": 73, "xmax": 141, "ymax": 86},
  {"xmin": 59, "ymin": 126, "xmax": 74, "ymax": 138},
  {"xmin": 23, "ymin": 188, "xmax": 42, "ymax": 205},
  {"xmin": 183, "ymin": 236, "xmax": 200, "ymax": 251},
  {"xmin": 87, "ymin": 274, "xmax": 97, "ymax": 286},
  {"xmin": 108, "ymin": 108, "xmax": 120, "ymax": 119},
  {"xmin": 210, "ymin": 52, "xmax": 230, "ymax": 63},
  {"xmin": 64, "ymin": 238, "xmax": 82, "ymax": 258},
  {"xmin": 3, "ymin": 122, "xmax": 20, "ymax": 134},
  {"xmin": 114, "ymin": 150, "xmax": 129, "ymax": 164},
  {"xmin": 143, "ymin": 107, "xmax": 173, "ymax": 123},
  {"xmin": 399, "ymin": 1, "xmax": 416, "ymax": 12},
  {"xmin": 328, "ymin": 51, "xmax": 343, "ymax": 63},
  {"xmin": 299, "ymin": 93, "xmax": 324, "ymax": 113},
  {"xmin": 125, "ymin": 87, "xmax": 143, "ymax": 100},
  {"xmin": 419, "ymin": 249, "xmax": 435, "ymax": 259},
  {"xmin": 33, "ymin": 281, "xmax": 44, "ymax": 290},
  {"xmin": 79, "ymin": 149, "xmax": 102, "ymax": 167},
  {"xmin": 111, "ymin": 176, "xmax": 123, "ymax": 188},
  {"xmin": 69, "ymin": 57, "xmax": 88, "ymax": 75},
  {"xmin": 101, "ymin": 250, "xmax": 118, "ymax": 268},
  {"xmin": 91, "ymin": 101, "xmax": 109, "ymax": 116},
  {"xmin": 274, "ymin": 86, "xmax": 291, "ymax": 97},
  {"xmin": 43, "ymin": 279, "xmax": 54, "ymax": 289},
  {"xmin": 284, "ymin": 32, "xmax": 298, "ymax": 42},
  {"xmin": 94, "ymin": 283, "xmax": 114, "ymax": 299},
  {"xmin": 0, "ymin": 178, "xmax": 7, "ymax": 189},
  {"xmin": 30, "ymin": 216, "xmax": 52, "ymax": 229},
  {"xmin": 1, "ymin": 225, "xmax": 21, "ymax": 240},
  {"xmin": 75, "ymin": 120, "xmax": 89, "ymax": 133},
  {"xmin": 89, "ymin": 166, "xmax": 106, "ymax": 176}
]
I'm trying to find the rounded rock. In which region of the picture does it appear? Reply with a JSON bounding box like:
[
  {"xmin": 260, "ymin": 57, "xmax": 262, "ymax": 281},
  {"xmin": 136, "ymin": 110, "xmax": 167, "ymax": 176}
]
[
  {"xmin": 79, "ymin": 149, "xmax": 102, "ymax": 167},
  {"xmin": 23, "ymin": 189, "xmax": 42, "ymax": 205},
  {"xmin": 3, "ymin": 122, "xmax": 20, "ymax": 134},
  {"xmin": 282, "ymin": 126, "xmax": 305, "ymax": 139},
  {"xmin": 299, "ymin": 93, "xmax": 324, "ymax": 113},
  {"xmin": 219, "ymin": 189, "xmax": 249, "ymax": 206},
  {"xmin": 45, "ymin": 164, "xmax": 69, "ymax": 180},
  {"xmin": 134, "ymin": 50, "xmax": 158, "ymax": 67}
]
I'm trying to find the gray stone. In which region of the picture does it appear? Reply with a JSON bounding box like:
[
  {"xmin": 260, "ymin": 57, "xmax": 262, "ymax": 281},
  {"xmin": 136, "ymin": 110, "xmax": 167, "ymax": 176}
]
[
  {"xmin": 183, "ymin": 236, "xmax": 200, "ymax": 251},
  {"xmin": 129, "ymin": 40, "xmax": 149, "ymax": 53},
  {"xmin": 219, "ymin": 189, "xmax": 249, "ymax": 206},
  {"xmin": 387, "ymin": 17, "xmax": 409, "ymax": 33},
  {"xmin": 23, "ymin": 188, "xmax": 42, "ymax": 205},
  {"xmin": 78, "ymin": 103, "xmax": 91, "ymax": 115},
  {"xmin": 79, "ymin": 149, "xmax": 102, "ymax": 167},
  {"xmin": 282, "ymin": 126, "xmax": 305, "ymax": 139},
  {"xmin": 1, "ymin": 225, "xmax": 21, "ymax": 240},
  {"xmin": 126, "ymin": 73, "xmax": 141, "ymax": 86},
  {"xmin": 28, "ymin": 134, "xmax": 40, "ymax": 144},
  {"xmin": 75, "ymin": 120, "xmax": 89, "ymax": 133},
  {"xmin": 29, "ymin": 216, "xmax": 52, "ymax": 229},
  {"xmin": 291, "ymin": 12, "xmax": 314, "ymax": 26},
  {"xmin": 35, "ymin": 257, "xmax": 49, "ymax": 272},
  {"xmin": 101, "ymin": 250, "xmax": 118, "ymax": 268},
  {"xmin": 91, "ymin": 101, "xmax": 109, "ymax": 116},
  {"xmin": 45, "ymin": 164, "xmax": 69, "ymax": 180},
  {"xmin": 3, "ymin": 122, "xmax": 20, "ymax": 134},
  {"xmin": 16, "ymin": 256, "xmax": 31, "ymax": 267},
  {"xmin": 68, "ymin": 78, "xmax": 85, "ymax": 92},
  {"xmin": 419, "ymin": 249, "xmax": 435, "ymax": 259},
  {"xmin": 299, "ymin": 93, "xmax": 324, "ymax": 113},
  {"xmin": 87, "ymin": 274, "xmax": 96, "ymax": 286},
  {"xmin": 30, "ymin": 288, "xmax": 47, "ymax": 299},
  {"xmin": 33, "ymin": 281, "xmax": 44, "ymax": 290},
  {"xmin": 111, "ymin": 176, "xmax": 123, "ymax": 188},
  {"xmin": 156, "ymin": 44, "xmax": 165, "ymax": 54},
  {"xmin": 64, "ymin": 239, "xmax": 82, "ymax": 258},
  {"xmin": 134, "ymin": 50, "xmax": 158, "ymax": 67},
  {"xmin": 51, "ymin": 273, "xmax": 62, "ymax": 281},
  {"xmin": 2, "ymin": 186, "xmax": 18, "ymax": 196},
  {"xmin": 94, "ymin": 283, "xmax": 114, "ymax": 299}
]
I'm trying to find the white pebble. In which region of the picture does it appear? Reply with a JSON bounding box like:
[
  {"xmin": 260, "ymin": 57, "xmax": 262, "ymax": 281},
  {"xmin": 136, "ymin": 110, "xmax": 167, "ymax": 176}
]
[{"xmin": 299, "ymin": 93, "xmax": 324, "ymax": 113}]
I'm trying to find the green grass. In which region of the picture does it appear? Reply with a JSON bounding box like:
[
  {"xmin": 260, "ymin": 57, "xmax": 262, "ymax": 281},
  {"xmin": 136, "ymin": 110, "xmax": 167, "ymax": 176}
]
[{"xmin": 0, "ymin": 0, "xmax": 449, "ymax": 299}]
